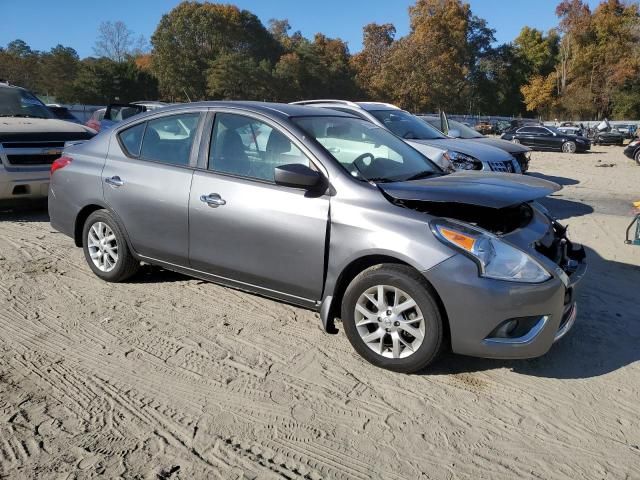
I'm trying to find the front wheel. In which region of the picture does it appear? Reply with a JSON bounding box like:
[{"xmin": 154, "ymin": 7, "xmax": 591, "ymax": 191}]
[
  {"xmin": 562, "ymin": 141, "xmax": 577, "ymax": 153},
  {"xmin": 635, "ymin": 150, "xmax": 640, "ymax": 165},
  {"xmin": 512, "ymin": 138, "xmax": 521, "ymax": 144},
  {"xmin": 341, "ymin": 264, "xmax": 444, "ymax": 373},
  {"xmin": 82, "ymin": 209, "xmax": 140, "ymax": 282}
]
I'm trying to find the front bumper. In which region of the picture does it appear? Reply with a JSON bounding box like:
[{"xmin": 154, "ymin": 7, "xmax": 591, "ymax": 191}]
[
  {"xmin": 0, "ymin": 163, "xmax": 50, "ymax": 201},
  {"xmin": 425, "ymin": 216, "xmax": 586, "ymax": 359}
]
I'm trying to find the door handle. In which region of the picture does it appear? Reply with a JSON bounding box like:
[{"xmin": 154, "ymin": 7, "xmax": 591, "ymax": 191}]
[
  {"xmin": 105, "ymin": 176, "xmax": 124, "ymax": 187},
  {"xmin": 200, "ymin": 193, "xmax": 226, "ymax": 208}
]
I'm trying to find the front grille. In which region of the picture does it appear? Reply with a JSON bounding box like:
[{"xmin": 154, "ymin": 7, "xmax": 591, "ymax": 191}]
[
  {"xmin": 488, "ymin": 161, "xmax": 515, "ymax": 173},
  {"xmin": 512, "ymin": 152, "xmax": 529, "ymax": 172},
  {"xmin": 6, "ymin": 154, "xmax": 60, "ymax": 165}
]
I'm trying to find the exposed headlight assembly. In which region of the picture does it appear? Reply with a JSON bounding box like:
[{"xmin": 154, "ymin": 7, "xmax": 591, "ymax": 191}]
[
  {"xmin": 431, "ymin": 219, "xmax": 551, "ymax": 283},
  {"xmin": 443, "ymin": 150, "xmax": 482, "ymax": 171}
]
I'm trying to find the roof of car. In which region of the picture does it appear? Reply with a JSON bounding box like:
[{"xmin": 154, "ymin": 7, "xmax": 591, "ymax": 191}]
[
  {"xmin": 291, "ymin": 99, "xmax": 401, "ymax": 112},
  {"xmin": 113, "ymin": 101, "xmax": 358, "ymax": 129},
  {"xmin": 168, "ymin": 101, "xmax": 358, "ymax": 118}
]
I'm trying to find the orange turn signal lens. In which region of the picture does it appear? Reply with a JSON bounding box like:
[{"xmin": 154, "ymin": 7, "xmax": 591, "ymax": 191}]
[{"xmin": 438, "ymin": 227, "xmax": 476, "ymax": 251}]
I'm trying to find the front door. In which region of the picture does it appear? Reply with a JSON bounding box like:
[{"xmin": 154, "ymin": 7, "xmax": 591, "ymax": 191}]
[
  {"xmin": 188, "ymin": 112, "xmax": 330, "ymax": 303},
  {"xmin": 102, "ymin": 112, "xmax": 202, "ymax": 264}
]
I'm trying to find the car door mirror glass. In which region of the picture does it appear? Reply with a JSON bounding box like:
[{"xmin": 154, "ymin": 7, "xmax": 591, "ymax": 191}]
[{"xmin": 274, "ymin": 164, "xmax": 321, "ymax": 189}]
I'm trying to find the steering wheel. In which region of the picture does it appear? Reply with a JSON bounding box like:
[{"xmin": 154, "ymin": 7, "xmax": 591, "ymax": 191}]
[{"xmin": 353, "ymin": 152, "xmax": 375, "ymax": 173}]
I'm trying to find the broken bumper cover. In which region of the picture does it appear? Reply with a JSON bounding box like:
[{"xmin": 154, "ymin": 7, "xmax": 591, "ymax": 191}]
[{"xmin": 424, "ymin": 242, "xmax": 586, "ymax": 360}]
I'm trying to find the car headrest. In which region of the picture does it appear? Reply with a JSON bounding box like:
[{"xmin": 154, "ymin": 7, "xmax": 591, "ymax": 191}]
[
  {"xmin": 326, "ymin": 124, "xmax": 351, "ymax": 138},
  {"xmin": 266, "ymin": 131, "xmax": 292, "ymax": 155}
]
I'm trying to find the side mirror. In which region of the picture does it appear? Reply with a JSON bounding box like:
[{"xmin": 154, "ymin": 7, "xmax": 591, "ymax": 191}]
[
  {"xmin": 274, "ymin": 164, "xmax": 321, "ymax": 189},
  {"xmin": 448, "ymin": 129, "xmax": 461, "ymax": 138}
]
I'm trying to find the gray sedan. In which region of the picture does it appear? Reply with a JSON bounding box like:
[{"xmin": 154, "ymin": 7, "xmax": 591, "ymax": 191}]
[{"xmin": 48, "ymin": 102, "xmax": 586, "ymax": 373}]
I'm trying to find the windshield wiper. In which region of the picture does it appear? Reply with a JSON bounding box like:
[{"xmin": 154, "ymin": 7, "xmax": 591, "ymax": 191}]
[{"xmin": 404, "ymin": 170, "xmax": 438, "ymax": 181}]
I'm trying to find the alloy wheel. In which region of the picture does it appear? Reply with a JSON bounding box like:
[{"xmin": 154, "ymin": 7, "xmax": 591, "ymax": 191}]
[
  {"xmin": 512, "ymin": 138, "xmax": 521, "ymax": 144},
  {"xmin": 354, "ymin": 285, "xmax": 425, "ymax": 359},
  {"xmin": 562, "ymin": 142, "xmax": 576, "ymax": 153},
  {"xmin": 87, "ymin": 221, "xmax": 119, "ymax": 272}
]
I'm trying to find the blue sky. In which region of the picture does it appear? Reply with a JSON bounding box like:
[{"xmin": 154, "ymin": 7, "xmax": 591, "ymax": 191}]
[{"xmin": 1, "ymin": 0, "xmax": 601, "ymax": 57}]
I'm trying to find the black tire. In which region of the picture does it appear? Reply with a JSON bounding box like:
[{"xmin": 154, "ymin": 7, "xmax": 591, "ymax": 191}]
[
  {"xmin": 635, "ymin": 150, "xmax": 640, "ymax": 165},
  {"xmin": 82, "ymin": 209, "xmax": 140, "ymax": 282},
  {"xmin": 341, "ymin": 264, "xmax": 444, "ymax": 373}
]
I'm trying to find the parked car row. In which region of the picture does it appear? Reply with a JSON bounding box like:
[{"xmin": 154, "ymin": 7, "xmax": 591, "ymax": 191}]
[{"xmin": 1, "ymin": 82, "xmax": 590, "ymax": 373}]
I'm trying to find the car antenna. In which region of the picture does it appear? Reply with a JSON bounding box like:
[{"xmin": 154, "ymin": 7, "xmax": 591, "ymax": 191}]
[{"xmin": 183, "ymin": 88, "xmax": 192, "ymax": 103}]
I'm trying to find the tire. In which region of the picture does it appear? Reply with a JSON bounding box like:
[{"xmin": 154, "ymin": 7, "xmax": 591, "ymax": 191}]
[
  {"xmin": 512, "ymin": 138, "xmax": 521, "ymax": 144},
  {"xmin": 82, "ymin": 209, "xmax": 140, "ymax": 282},
  {"xmin": 635, "ymin": 150, "xmax": 640, "ymax": 165},
  {"xmin": 562, "ymin": 141, "xmax": 577, "ymax": 153},
  {"xmin": 341, "ymin": 264, "xmax": 444, "ymax": 373}
]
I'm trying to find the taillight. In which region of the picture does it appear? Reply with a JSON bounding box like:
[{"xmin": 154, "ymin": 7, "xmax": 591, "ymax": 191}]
[{"xmin": 51, "ymin": 156, "xmax": 72, "ymax": 175}]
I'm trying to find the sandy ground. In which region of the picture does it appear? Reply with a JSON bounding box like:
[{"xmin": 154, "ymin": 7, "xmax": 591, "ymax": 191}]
[{"xmin": 0, "ymin": 145, "xmax": 639, "ymax": 479}]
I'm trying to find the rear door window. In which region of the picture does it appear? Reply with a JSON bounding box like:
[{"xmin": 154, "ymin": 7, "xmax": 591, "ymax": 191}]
[
  {"xmin": 118, "ymin": 123, "xmax": 146, "ymax": 157},
  {"xmin": 140, "ymin": 113, "xmax": 200, "ymax": 166}
]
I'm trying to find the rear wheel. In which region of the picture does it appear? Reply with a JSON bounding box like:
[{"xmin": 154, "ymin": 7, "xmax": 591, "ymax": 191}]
[
  {"xmin": 82, "ymin": 210, "xmax": 139, "ymax": 282},
  {"xmin": 341, "ymin": 264, "xmax": 443, "ymax": 373},
  {"xmin": 562, "ymin": 141, "xmax": 577, "ymax": 153}
]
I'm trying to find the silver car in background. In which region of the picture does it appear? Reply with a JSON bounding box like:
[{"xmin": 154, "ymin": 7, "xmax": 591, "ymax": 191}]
[
  {"xmin": 49, "ymin": 102, "xmax": 586, "ymax": 373},
  {"xmin": 419, "ymin": 114, "xmax": 532, "ymax": 172},
  {"xmin": 292, "ymin": 100, "xmax": 522, "ymax": 173}
]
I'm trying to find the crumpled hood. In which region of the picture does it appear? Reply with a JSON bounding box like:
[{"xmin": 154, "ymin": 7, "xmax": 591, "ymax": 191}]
[
  {"xmin": 0, "ymin": 117, "xmax": 95, "ymax": 142},
  {"xmin": 409, "ymin": 137, "xmax": 515, "ymax": 162},
  {"xmin": 471, "ymin": 137, "xmax": 531, "ymax": 154},
  {"xmin": 379, "ymin": 171, "xmax": 561, "ymax": 209}
]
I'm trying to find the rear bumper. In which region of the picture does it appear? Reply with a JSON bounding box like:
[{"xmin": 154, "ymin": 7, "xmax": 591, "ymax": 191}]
[{"xmin": 0, "ymin": 164, "xmax": 50, "ymax": 201}]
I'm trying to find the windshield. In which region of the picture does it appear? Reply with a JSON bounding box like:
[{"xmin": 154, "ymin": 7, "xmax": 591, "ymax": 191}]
[
  {"xmin": 421, "ymin": 117, "xmax": 484, "ymax": 139},
  {"xmin": 293, "ymin": 116, "xmax": 441, "ymax": 183},
  {"xmin": 368, "ymin": 109, "xmax": 446, "ymax": 140},
  {"xmin": 0, "ymin": 87, "xmax": 53, "ymax": 119}
]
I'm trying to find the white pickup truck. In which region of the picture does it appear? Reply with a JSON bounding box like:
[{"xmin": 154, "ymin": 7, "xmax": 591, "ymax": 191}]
[{"xmin": 0, "ymin": 82, "xmax": 95, "ymax": 203}]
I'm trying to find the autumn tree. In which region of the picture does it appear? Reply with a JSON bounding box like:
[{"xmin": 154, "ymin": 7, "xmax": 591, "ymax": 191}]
[
  {"xmin": 151, "ymin": 2, "xmax": 281, "ymax": 100},
  {"xmin": 351, "ymin": 23, "xmax": 396, "ymax": 99}
]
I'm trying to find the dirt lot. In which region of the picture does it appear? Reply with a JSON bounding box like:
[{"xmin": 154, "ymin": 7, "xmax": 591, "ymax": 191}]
[{"xmin": 0, "ymin": 145, "xmax": 639, "ymax": 479}]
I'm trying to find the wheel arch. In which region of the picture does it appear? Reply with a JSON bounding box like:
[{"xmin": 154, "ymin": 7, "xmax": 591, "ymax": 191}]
[
  {"xmin": 321, "ymin": 255, "xmax": 450, "ymax": 346},
  {"xmin": 74, "ymin": 203, "xmax": 136, "ymax": 258}
]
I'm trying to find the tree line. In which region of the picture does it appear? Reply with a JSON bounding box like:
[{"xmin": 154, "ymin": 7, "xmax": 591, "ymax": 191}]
[{"xmin": 1, "ymin": 0, "xmax": 638, "ymax": 119}]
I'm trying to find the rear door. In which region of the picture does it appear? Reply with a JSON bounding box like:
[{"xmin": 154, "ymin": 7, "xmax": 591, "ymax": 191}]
[
  {"xmin": 102, "ymin": 111, "xmax": 203, "ymax": 264},
  {"xmin": 188, "ymin": 111, "xmax": 330, "ymax": 303},
  {"xmin": 515, "ymin": 127, "xmax": 539, "ymax": 147}
]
